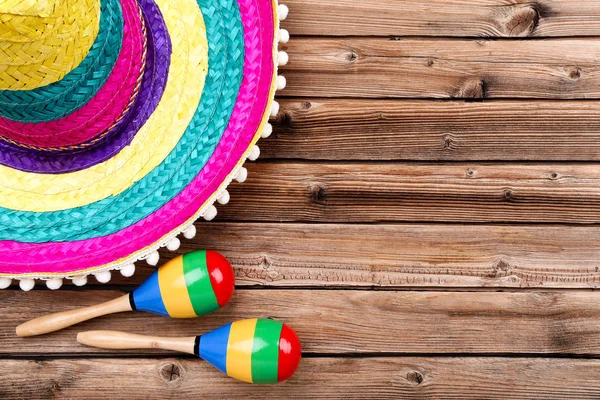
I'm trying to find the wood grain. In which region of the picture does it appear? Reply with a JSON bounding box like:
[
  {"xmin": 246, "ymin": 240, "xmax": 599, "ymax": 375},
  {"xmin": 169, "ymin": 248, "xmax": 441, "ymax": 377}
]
[
  {"xmin": 280, "ymin": 38, "xmax": 600, "ymax": 99},
  {"xmin": 3, "ymin": 357, "xmax": 600, "ymax": 399},
  {"xmin": 64, "ymin": 222, "xmax": 600, "ymax": 289},
  {"xmin": 283, "ymin": 0, "xmax": 600, "ymax": 38},
  {"xmin": 267, "ymin": 99, "xmax": 600, "ymax": 161},
  {"xmin": 218, "ymin": 163, "xmax": 600, "ymax": 224},
  {"xmin": 5, "ymin": 290, "xmax": 600, "ymax": 356}
]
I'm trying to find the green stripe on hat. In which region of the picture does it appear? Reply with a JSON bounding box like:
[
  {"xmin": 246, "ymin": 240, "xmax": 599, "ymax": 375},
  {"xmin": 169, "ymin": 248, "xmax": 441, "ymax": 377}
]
[
  {"xmin": 183, "ymin": 250, "xmax": 220, "ymax": 316},
  {"xmin": 251, "ymin": 319, "xmax": 283, "ymax": 384}
]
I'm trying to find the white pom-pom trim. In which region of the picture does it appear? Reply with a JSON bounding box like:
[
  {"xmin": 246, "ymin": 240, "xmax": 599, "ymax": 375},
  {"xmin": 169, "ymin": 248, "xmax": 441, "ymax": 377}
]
[
  {"xmin": 278, "ymin": 4, "xmax": 289, "ymax": 20},
  {"xmin": 19, "ymin": 279, "xmax": 35, "ymax": 292},
  {"xmin": 46, "ymin": 278, "xmax": 63, "ymax": 290},
  {"xmin": 235, "ymin": 167, "xmax": 248, "ymax": 183},
  {"xmin": 146, "ymin": 251, "xmax": 160, "ymax": 266},
  {"xmin": 262, "ymin": 123, "xmax": 273, "ymax": 139},
  {"xmin": 71, "ymin": 276, "xmax": 88, "ymax": 287},
  {"xmin": 203, "ymin": 205, "xmax": 218, "ymax": 221},
  {"xmin": 183, "ymin": 225, "xmax": 197, "ymax": 239},
  {"xmin": 270, "ymin": 101, "xmax": 280, "ymax": 117},
  {"xmin": 248, "ymin": 145, "xmax": 261, "ymax": 161},
  {"xmin": 217, "ymin": 190, "xmax": 230, "ymax": 205},
  {"xmin": 276, "ymin": 76, "xmax": 287, "ymax": 91},
  {"xmin": 279, "ymin": 29, "xmax": 290, "ymax": 44},
  {"xmin": 166, "ymin": 237, "xmax": 181, "ymax": 251},
  {"xmin": 120, "ymin": 264, "xmax": 136, "ymax": 278},
  {"xmin": 94, "ymin": 270, "xmax": 112, "ymax": 284},
  {"xmin": 278, "ymin": 51, "xmax": 289, "ymax": 66},
  {"xmin": 0, "ymin": 278, "xmax": 11, "ymax": 289}
]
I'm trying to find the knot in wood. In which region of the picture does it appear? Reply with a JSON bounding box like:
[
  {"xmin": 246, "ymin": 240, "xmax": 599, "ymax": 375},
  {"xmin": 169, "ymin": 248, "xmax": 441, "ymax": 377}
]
[
  {"xmin": 465, "ymin": 168, "xmax": 476, "ymax": 178},
  {"xmin": 406, "ymin": 371, "xmax": 424, "ymax": 385},
  {"xmin": 499, "ymin": 4, "xmax": 540, "ymax": 37},
  {"xmin": 160, "ymin": 363, "xmax": 182, "ymax": 382},
  {"xmin": 502, "ymin": 188, "xmax": 516, "ymax": 202},
  {"xmin": 310, "ymin": 183, "xmax": 328, "ymax": 205},
  {"xmin": 566, "ymin": 66, "xmax": 581, "ymax": 80},
  {"xmin": 454, "ymin": 79, "xmax": 486, "ymax": 100},
  {"xmin": 345, "ymin": 50, "xmax": 358, "ymax": 64}
]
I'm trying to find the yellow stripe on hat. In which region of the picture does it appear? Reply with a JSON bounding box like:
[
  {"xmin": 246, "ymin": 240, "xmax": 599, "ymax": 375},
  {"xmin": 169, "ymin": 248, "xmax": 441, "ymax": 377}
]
[
  {"xmin": 226, "ymin": 318, "xmax": 258, "ymax": 383},
  {"xmin": 158, "ymin": 256, "xmax": 196, "ymax": 318}
]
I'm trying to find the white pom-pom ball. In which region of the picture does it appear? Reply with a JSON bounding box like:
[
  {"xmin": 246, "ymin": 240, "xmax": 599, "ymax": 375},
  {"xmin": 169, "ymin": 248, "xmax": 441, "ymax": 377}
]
[
  {"xmin": 248, "ymin": 145, "xmax": 260, "ymax": 161},
  {"xmin": 276, "ymin": 76, "xmax": 287, "ymax": 91},
  {"xmin": 235, "ymin": 167, "xmax": 248, "ymax": 183},
  {"xmin": 203, "ymin": 205, "xmax": 218, "ymax": 221},
  {"xmin": 278, "ymin": 4, "xmax": 289, "ymax": 20},
  {"xmin": 262, "ymin": 123, "xmax": 273, "ymax": 139},
  {"xmin": 183, "ymin": 225, "xmax": 197, "ymax": 239},
  {"xmin": 146, "ymin": 251, "xmax": 160, "ymax": 266},
  {"xmin": 120, "ymin": 264, "xmax": 136, "ymax": 278},
  {"xmin": 71, "ymin": 275, "xmax": 88, "ymax": 287},
  {"xmin": 0, "ymin": 278, "xmax": 11, "ymax": 289},
  {"xmin": 270, "ymin": 101, "xmax": 280, "ymax": 118},
  {"xmin": 217, "ymin": 190, "xmax": 230, "ymax": 205},
  {"xmin": 166, "ymin": 237, "xmax": 181, "ymax": 251},
  {"xmin": 278, "ymin": 51, "xmax": 289, "ymax": 66},
  {"xmin": 279, "ymin": 29, "xmax": 290, "ymax": 44},
  {"xmin": 94, "ymin": 270, "xmax": 112, "ymax": 284},
  {"xmin": 45, "ymin": 278, "xmax": 63, "ymax": 290},
  {"xmin": 19, "ymin": 279, "xmax": 35, "ymax": 292}
]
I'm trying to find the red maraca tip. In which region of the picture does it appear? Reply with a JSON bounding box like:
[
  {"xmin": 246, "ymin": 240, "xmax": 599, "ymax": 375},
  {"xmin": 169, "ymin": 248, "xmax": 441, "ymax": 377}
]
[
  {"xmin": 278, "ymin": 323, "xmax": 302, "ymax": 382},
  {"xmin": 206, "ymin": 250, "xmax": 235, "ymax": 307}
]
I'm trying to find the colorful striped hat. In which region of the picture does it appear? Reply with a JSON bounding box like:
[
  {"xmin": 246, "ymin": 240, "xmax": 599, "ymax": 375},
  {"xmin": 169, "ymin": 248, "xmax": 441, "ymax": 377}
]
[{"xmin": 0, "ymin": 0, "xmax": 289, "ymax": 290}]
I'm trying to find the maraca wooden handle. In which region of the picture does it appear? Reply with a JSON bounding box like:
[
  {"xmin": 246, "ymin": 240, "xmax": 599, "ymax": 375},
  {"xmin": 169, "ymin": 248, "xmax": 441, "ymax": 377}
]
[
  {"xmin": 77, "ymin": 330, "xmax": 196, "ymax": 355},
  {"xmin": 16, "ymin": 294, "xmax": 132, "ymax": 337}
]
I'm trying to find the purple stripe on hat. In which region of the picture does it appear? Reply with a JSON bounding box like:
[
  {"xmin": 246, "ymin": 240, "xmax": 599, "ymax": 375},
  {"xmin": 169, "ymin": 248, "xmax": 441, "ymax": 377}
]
[{"xmin": 0, "ymin": 0, "xmax": 172, "ymax": 174}]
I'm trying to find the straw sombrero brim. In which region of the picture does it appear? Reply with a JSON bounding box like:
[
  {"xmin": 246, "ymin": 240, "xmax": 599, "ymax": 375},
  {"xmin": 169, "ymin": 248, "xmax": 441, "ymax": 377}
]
[{"xmin": 0, "ymin": 0, "xmax": 288, "ymax": 288}]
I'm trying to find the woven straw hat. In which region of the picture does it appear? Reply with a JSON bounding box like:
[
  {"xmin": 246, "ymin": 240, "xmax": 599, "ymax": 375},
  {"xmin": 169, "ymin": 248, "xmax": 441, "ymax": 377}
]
[{"xmin": 0, "ymin": 0, "xmax": 289, "ymax": 290}]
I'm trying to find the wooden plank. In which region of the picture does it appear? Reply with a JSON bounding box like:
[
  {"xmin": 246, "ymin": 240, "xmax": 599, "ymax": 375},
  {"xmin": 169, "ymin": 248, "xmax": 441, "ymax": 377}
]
[
  {"xmin": 218, "ymin": 163, "xmax": 600, "ymax": 224},
  {"xmin": 283, "ymin": 0, "xmax": 600, "ymax": 38},
  {"xmin": 267, "ymin": 99, "xmax": 600, "ymax": 161},
  {"xmin": 280, "ymin": 38, "xmax": 600, "ymax": 99},
  {"xmin": 3, "ymin": 357, "xmax": 600, "ymax": 399},
  {"xmin": 20, "ymin": 221, "xmax": 600, "ymax": 289},
  {"xmin": 5, "ymin": 290, "xmax": 600, "ymax": 356}
]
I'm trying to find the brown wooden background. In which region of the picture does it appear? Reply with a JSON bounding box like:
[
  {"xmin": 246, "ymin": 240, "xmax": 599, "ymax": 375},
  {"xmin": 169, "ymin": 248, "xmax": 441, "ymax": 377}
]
[{"xmin": 3, "ymin": 1, "xmax": 600, "ymax": 398}]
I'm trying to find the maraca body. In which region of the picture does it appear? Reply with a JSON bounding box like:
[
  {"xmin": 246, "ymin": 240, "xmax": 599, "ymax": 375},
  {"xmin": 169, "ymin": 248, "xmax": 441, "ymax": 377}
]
[
  {"xmin": 77, "ymin": 318, "xmax": 302, "ymax": 384},
  {"xmin": 198, "ymin": 318, "xmax": 301, "ymax": 384},
  {"xmin": 132, "ymin": 250, "xmax": 235, "ymax": 318}
]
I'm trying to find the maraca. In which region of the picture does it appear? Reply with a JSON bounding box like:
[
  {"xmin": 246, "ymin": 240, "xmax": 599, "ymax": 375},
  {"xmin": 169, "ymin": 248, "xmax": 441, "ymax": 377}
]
[
  {"xmin": 16, "ymin": 250, "xmax": 235, "ymax": 337},
  {"xmin": 77, "ymin": 318, "xmax": 301, "ymax": 384}
]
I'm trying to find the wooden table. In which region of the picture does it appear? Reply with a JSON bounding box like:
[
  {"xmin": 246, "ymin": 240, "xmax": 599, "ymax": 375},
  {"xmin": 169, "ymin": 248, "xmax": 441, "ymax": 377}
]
[{"xmin": 3, "ymin": 0, "xmax": 600, "ymax": 398}]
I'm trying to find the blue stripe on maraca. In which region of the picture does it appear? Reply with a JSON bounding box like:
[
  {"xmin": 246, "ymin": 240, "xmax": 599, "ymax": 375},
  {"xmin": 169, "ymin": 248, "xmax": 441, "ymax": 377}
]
[
  {"xmin": 131, "ymin": 270, "xmax": 169, "ymax": 316},
  {"xmin": 198, "ymin": 322, "xmax": 232, "ymax": 374}
]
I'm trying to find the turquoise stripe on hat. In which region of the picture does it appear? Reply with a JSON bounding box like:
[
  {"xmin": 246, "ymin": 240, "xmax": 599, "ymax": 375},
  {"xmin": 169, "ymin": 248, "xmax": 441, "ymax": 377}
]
[
  {"xmin": 0, "ymin": 0, "xmax": 124, "ymax": 123},
  {"xmin": 0, "ymin": 0, "xmax": 245, "ymax": 243}
]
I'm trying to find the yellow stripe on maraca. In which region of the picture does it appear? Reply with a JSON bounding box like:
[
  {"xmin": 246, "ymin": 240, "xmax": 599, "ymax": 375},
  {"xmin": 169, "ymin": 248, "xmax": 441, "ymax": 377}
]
[
  {"xmin": 226, "ymin": 318, "xmax": 258, "ymax": 383},
  {"xmin": 158, "ymin": 256, "xmax": 196, "ymax": 318}
]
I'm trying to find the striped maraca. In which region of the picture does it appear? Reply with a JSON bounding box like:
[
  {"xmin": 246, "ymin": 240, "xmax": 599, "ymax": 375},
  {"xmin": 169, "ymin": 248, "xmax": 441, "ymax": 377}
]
[
  {"xmin": 16, "ymin": 250, "xmax": 235, "ymax": 337},
  {"xmin": 77, "ymin": 318, "xmax": 302, "ymax": 384}
]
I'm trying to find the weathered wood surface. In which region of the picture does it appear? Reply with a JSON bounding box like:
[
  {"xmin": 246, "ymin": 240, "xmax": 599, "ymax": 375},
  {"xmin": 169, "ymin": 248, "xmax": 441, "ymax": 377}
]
[
  {"xmin": 218, "ymin": 163, "xmax": 600, "ymax": 224},
  {"xmin": 280, "ymin": 38, "xmax": 600, "ymax": 99},
  {"xmin": 284, "ymin": 0, "xmax": 600, "ymax": 37},
  {"xmin": 34, "ymin": 222, "xmax": 600, "ymax": 289},
  {"xmin": 267, "ymin": 100, "xmax": 600, "ymax": 161},
  {"xmin": 5, "ymin": 290, "xmax": 600, "ymax": 356},
  {"xmin": 4, "ymin": 357, "xmax": 600, "ymax": 399}
]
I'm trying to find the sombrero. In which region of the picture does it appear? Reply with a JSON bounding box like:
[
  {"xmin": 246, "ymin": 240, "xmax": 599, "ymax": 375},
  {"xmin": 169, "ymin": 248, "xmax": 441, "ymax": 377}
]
[{"xmin": 0, "ymin": 0, "xmax": 289, "ymax": 290}]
